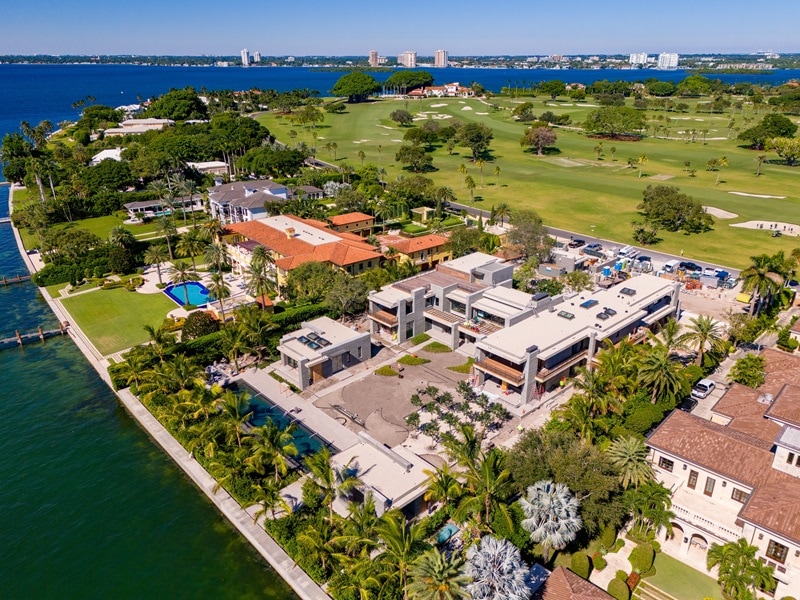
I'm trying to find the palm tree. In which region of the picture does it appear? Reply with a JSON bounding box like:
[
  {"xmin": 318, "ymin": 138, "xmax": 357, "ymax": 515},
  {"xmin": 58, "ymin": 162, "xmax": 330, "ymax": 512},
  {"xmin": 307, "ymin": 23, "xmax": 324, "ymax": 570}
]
[
  {"xmin": 169, "ymin": 260, "xmax": 200, "ymax": 306},
  {"xmin": 741, "ymin": 253, "xmax": 790, "ymax": 315},
  {"xmin": 494, "ymin": 202, "xmax": 510, "ymax": 226},
  {"xmin": 569, "ymin": 366, "xmax": 620, "ymax": 418},
  {"xmin": 204, "ymin": 241, "xmax": 229, "ymax": 272},
  {"xmin": 143, "ymin": 244, "xmax": 169, "ymax": 285},
  {"xmin": 475, "ymin": 159, "xmax": 486, "ymax": 187},
  {"xmin": 245, "ymin": 420, "xmax": 299, "ymax": 482},
  {"xmin": 464, "ymin": 176, "xmax": 476, "ymax": 201},
  {"xmin": 357, "ymin": 149, "xmax": 366, "ymax": 167},
  {"xmin": 332, "ymin": 494, "xmax": 380, "ymax": 558},
  {"xmin": 202, "ymin": 218, "xmax": 223, "ymax": 241},
  {"xmin": 454, "ymin": 448, "xmax": 513, "ymax": 530},
  {"xmin": 554, "ymin": 395, "xmax": 600, "ymax": 444},
  {"xmin": 623, "ymin": 480, "xmax": 674, "ymax": 538},
  {"xmin": 297, "ymin": 519, "xmax": 337, "ymax": 575},
  {"xmin": 305, "ymin": 447, "xmax": 362, "ymax": 522},
  {"xmin": 250, "ymin": 244, "xmax": 274, "ymax": 277},
  {"xmin": 142, "ymin": 324, "xmax": 176, "ymax": 363},
  {"xmin": 156, "ymin": 216, "xmax": 177, "ymax": 260},
  {"xmin": 407, "ymin": 548, "xmax": 470, "ymax": 600},
  {"xmin": 176, "ymin": 228, "xmax": 206, "ymax": 271},
  {"xmin": 650, "ymin": 317, "xmax": 686, "ymax": 354},
  {"xmin": 376, "ymin": 144, "xmax": 383, "ymax": 166},
  {"xmin": 707, "ymin": 538, "xmax": 776, "ymax": 600},
  {"xmin": 252, "ymin": 479, "xmax": 292, "ymax": 521},
  {"xmin": 108, "ymin": 225, "xmax": 136, "ymax": 249},
  {"xmin": 606, "ymin": 436, "xmax": 653, "ymax": 489},
  {"xmin": 493, "ymin": 165, "xmax": 501, "ymax": 187},
  {"xmin": 465, "ymin": 536, "xmax": 530, "ymax": 600},
  {"xmin": 680, "ymin": 314, "xmax": 726, "ymax": 366},
  {"xmin": 715, "ymin": 155, "xmax": 728, "ymax": 185},
  {"xmin": 756, "ymin": 154, "xmax": 766, "ymax": 176},
  {"xmin": 375, "ymin": 510, "xmax": 429, "ymax": 600},
  {"xmin": 458, "ymin": 163, "xmax": 467, "ymax": 187},
  {"xmin": 637, "ymin": 154, "xmax": 648, "ymax": 178},
  {"xmin": 423, "ymin": 463, "xmax": 463, "ymax": 507},
  {"xmin": 519, "ymin": 479, "xmax": 582, "ymax": 564},
  {"xmin": 219, "ymin": 324, "xmax": 246, "ymax": 372},
  {"xmin": 207, "ymin": 272, "xmax": 231, "ymax": 323},
  {"xmin": 244, "ymin": 262, "xmax": 276, "ymax": 309},
  {"xmin": 176, "ymin": 177, "xmax": 199, "ymax": 226},
  {"xmin": 216, "ymin": 389, "xmax": 252, "ymax": 449},
  {"xmin": 637, "ymin": 345, "xmax": 689, "ymax": 404}
]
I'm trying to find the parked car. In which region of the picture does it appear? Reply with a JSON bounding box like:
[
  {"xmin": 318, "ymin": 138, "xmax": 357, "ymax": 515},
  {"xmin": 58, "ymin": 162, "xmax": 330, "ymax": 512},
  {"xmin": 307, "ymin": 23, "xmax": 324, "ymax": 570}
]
[
  {"xmin": 637, "ymin": 255, "xmax": 651, "ymax": 263},
  {"xmin": 583, "ymin": 243, "xmax": 604, "ymax": 258},
  {"xmin": 568, "ymin": 239, "xmax": 586, "ymax": 249},
  {"xmin": 679, "ymin": 261, "xmax": 703, "ymax": 272},
  {"xmin": 691, "ymin": 379, "xmax": 716, "ymax": 399},
  {"xmin": 678, "ymin": 397, "xmax": 698, "ymax": 412}
]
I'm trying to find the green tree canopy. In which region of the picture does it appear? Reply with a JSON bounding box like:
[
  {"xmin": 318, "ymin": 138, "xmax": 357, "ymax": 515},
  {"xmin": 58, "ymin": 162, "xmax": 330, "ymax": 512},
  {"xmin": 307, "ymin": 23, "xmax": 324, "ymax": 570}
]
[
  {"xmin": 332, "ymin": 72, "xmax": 381, "ymax": 103},
  {"xmin": 637, "ymin": 184, "xmax": 713, "ymax": 233},
  {"xmin": 507, "ymin": 209, "xmax": 554, "ymax": 261},
  {"xmin": 284, "ymin": 261, "xmax": 339, "ymax": 303},
  {"xmin": 457, "ymin": 122, "xmax": 494, "ymax": 161},
  {"xmin": 583, "ymin": 106, "xmax": 646, "ymax": 138},
  {"xmin": 145, "ymin": 87, "xmax": 208, "ymax": 121},
  {"xmin": 676, "ymin": 74, "xmax": 714, "ymax": 97},
  {"xmin": 384, "ymin": 70, "xmax": 434, "ymax": 90},
  {"xmin": 728, "ymin": 353, "xmax": 766, "ymax": 388},
  {"xmin": 739, "ymin": 113, "xmax": 798, "ymax": 150}
]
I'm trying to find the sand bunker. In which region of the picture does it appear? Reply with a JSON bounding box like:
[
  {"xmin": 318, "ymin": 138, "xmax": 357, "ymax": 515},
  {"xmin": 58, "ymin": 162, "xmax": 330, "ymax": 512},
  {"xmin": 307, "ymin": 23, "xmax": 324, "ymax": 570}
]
[
  {"xmin": 317, "ymin": 136, "xmax": 326, "ymax": 140},
  {"xmin": 390, "ymin": 139, "xmax": 403, "ymax": 142},
  {"xmin": 431, "ymin": 103, "xmax": 448, "ymax": 107},
  {"xmin": 476, "ymin": 112, "xmax": 489, "ymax": 115},
  {"xmin": 461, "ymin": 106, "xmax": 473, "ymax": 111},
  {"xmin": 703, "ymin": 206, "xmax": 738, "ymax": 219},
  {"xmin": 731, "ymin": 221, "xmax": 800, "ymax": 235},
  {"xmin": 728, "ymin": 192, "xmax": 786, "ymax": 199},
  {"xmin": 376, "ymin": 125, "xmax": 395, "ymax": 130},
  {"xmin": 549, "ymin": 157, "xmax": 584, "ymax": 168},
  {"xmin": 352, "ymin": 139, "xmax": 370, "ymax": 144},
  {"xmin": 575, "ymin": 103, "xmax": 599, "ymax": 107},
  {"xmin": 459, "ymin": 101, "xmax": 466, "ymax": 104}
]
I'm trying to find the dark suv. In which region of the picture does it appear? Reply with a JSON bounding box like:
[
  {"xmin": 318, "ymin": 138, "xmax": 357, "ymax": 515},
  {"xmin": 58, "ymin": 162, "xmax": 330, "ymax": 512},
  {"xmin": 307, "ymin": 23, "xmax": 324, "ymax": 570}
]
[{"xmin": 679, "ymin": 261, "xmax": 702, "ymax": 272}]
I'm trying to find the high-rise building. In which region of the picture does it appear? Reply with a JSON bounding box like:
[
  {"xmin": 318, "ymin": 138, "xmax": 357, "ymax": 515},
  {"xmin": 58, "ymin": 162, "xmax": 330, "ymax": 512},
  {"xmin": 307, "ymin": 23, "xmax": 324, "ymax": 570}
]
[
  {"xmin": 629, "ymin": 52, "xmax": 648, "ymax": 65},
  {"xmin": 368, "ymin": 50, "xmax": 379, "ymax": 67},
  {"xmin": 434, "ymin": 49, "xmax": 449, "ymax": 68},
  {"xmin": 252, "ymin": 51, "xmax": 261, "ymax": 64},
  {"xmin": 657, "ymin": 53, "xmax": 679, "ymax": 70},
  {"xmin": 397, "ymin": 51, "xmax": 417, "ymax": 68},
  {"xmin": 241, "ymin": 49, "xmax": 250, "ymax": 67}
]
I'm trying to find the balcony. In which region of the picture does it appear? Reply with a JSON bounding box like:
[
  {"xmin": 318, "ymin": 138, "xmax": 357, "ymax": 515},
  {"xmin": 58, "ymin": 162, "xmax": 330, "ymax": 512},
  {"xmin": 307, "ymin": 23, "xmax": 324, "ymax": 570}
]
[
  {"xmin": 369, "ymin": 309, "xmax": 398, "ymax": 326},
  {"xmin": 424, "ymin": 308, "xmax": 462, "ymax": 326},
  {"xmin": 475, "ymin": 356, "xmax": 525, "ymax": 385},
  {"xmin": 536, "ymin": 350, "xmax": 588, "ymax": 382},
  {"xmin": 460, "ymin": 319, "xmax": 502, "ymax": 337},
  {"xmin": 671, "ymin": 503, "xmax": 740, "ymax": 543}
]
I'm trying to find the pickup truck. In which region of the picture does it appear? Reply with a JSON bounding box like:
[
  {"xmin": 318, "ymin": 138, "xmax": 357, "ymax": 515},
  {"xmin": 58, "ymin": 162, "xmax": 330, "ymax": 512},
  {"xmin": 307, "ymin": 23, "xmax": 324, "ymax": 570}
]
[{"xmin": 582, "ymin": 243, "xmax": 605, "ymax": 258}]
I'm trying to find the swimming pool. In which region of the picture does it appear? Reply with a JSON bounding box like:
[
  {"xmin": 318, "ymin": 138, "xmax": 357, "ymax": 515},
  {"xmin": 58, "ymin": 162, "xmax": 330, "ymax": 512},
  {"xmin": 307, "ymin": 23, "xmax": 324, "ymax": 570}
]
[
  {"xmin": 437, "ymin": 523, "xmax": 459, "ymax": 544},
  {"xmin": 164, "ymin": 281, "xmax": 210, "ymax": 307},
  {"xmin": 235, "ymin": 383, "xmax": 328, "ymax": 457}
]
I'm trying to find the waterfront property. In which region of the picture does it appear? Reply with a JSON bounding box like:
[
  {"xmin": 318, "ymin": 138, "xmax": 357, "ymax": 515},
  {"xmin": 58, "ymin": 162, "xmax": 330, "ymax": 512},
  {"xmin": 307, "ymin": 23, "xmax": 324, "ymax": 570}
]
[
  {"xmin": 104, "ymin": 118, "xmax": 174, "ymax": 136},
  {"xmin": 164, "ymin": 281, "xmax": 211, "ymax": 307},
  {"xmin": 123, "ymin": 195, "xmax": 202, "ymax": 220},
  {"xmin": 647, "ymin": 348, "xmax": 800, "ymax": 598},
  {"xmin": 223, "ymin": 214, "xmax": 383, "ymax": 286},
  {"xmin": 275, "ymin": 316, "xmax": 371, "ymax": 391},
  {"xmin": 473, "ymin": 274, "xmax": 680, "ymax": 404},
  {"xmin": 186, "ymin": 160, "xmax": 228, "ymax": 175}
]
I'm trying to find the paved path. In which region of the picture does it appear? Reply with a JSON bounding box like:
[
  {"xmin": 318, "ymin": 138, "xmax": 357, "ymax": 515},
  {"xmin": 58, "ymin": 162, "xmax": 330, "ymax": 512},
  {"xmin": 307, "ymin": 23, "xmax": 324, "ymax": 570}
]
[{"xmin": 589, "ymin": 540, "xmax": 634, "ymax": 590}]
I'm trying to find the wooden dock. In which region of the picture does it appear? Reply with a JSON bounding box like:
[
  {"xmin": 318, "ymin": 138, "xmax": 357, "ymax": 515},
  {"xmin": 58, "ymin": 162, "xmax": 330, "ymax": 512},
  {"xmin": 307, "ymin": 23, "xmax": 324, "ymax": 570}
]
[
  {"xmin": 0, "ymin": 322, "xmax": 69, "ymax": 349},
  {"xmin": 0, "ymin": 273, "xmax": 32, "ymax": 286}
]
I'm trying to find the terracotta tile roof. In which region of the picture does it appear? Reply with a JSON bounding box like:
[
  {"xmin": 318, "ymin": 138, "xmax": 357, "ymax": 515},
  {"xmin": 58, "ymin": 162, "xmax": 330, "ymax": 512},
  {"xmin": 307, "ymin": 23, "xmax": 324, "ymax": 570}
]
[
  {"xmin": 533, "ymin": 567, "xmax": 613, "ymax": 600},
  {"xmin": 766, "ymin": 384, "xmax": 800, "ymax": 428},
  {"xmin": 648, "ymin": 410, "xmax": 774, "ymax": 488},
  {"xmin": 227, "ymin": 216, "xmax": 381, "ymax": 270},
  {"xmin": 740, "ymin": 471, "xmax": 800, "ymax": 541},
  {"xmin": 711, "ymin": 383, "xmax": 781, "ymax": 444},
  {"xmin": 761, "ymin": 347, "xmax": 800, "ymax": 393},
  {"xmin": 329, "ymin": 212, "xmax": 374, "ymax": 226},
  {"xmin": 381, "ymin": 233, "xmax": 450, "ymax": 255}
]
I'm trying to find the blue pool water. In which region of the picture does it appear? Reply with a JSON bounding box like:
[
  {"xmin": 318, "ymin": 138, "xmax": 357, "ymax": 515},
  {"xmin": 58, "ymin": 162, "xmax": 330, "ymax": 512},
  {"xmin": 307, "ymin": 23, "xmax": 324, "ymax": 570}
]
[
  {"xmin": 164, "ymin": 281, "xmax": 210, "ymax": 306},
  {"xmin": 237, "ymin": 384, "xmax": 327, "ymax": 457},
  {"xmin": 437, "ymin": 523, "xmax": 459, "ymax": 544}
]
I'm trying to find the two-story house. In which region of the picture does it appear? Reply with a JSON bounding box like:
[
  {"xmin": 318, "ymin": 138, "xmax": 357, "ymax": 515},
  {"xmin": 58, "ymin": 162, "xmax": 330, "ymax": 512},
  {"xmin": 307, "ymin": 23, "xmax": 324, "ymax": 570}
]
[
  {"xmin": 209, "ymin": 180, "xmax": 289, "ymax": 224},
  {"xmin": 379, "ymin": 233, "xmax": 452, "ymax": 271},
  {"xmin": 648, "ymin": 348, "xmax": 800, "ymax": 598},
  {"xmin": 329, "ymin": 212, "xmax": 375, "ymax": 237}
]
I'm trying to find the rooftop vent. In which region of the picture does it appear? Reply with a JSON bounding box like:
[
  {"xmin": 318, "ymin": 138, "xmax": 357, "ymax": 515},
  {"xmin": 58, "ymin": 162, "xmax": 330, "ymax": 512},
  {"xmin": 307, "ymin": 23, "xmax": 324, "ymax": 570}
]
[
  {"xmin": 620, "ymin": 287, "xmax": 636, "ymax": 297},
  {"xmin": 285, "ymin": 227, "xmax": 296, "ymax": 239},
  {"xmin": 597, "ymin": 311, "xmax": 610, "ymax": 321},
  {"xmin": 557, "ymin": 310, "xmax": 575, "ymax": 320},
  {"xmin": 757, "ymin": 393, "xmax": 774, "ymax": 405},
  {"xmin": 580, "ymin": 299, "xmax": 599, "ymax": 309},
  {"xmin": 604, "ymin": 307, "xmax": 618, "ymax": 316}
]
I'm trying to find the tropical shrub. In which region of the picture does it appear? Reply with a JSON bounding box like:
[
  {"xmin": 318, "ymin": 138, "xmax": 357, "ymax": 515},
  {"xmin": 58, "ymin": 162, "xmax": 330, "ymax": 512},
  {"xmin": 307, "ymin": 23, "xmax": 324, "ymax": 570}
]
[
  {"xmin": 409, "ymin": 333, "xmax": 431, "ymax": 345},
  {"xmin": 269, "ymin": 302, "xmax": 329, "ymax": 329},
  {"xmin": 629, "ymin": 542, "xmax": 655, "ymax": 573},
  {"xmin": 607, "ymin": 578, "xmax": 631, "ymax": 600},
  {"xmin": 182, "ymin": 311, "xmax": 219, "ymax": 340},
  {"xmin": 593, "ymin": 555, "xmax": 608, "ymax": 571},
  {"xmin": 570, "ymin": 553, "xmax": 591, "ymax": 579},
  {"xmin": 600, "ymin": 523, "xmax": 617, "ymax": 549}
]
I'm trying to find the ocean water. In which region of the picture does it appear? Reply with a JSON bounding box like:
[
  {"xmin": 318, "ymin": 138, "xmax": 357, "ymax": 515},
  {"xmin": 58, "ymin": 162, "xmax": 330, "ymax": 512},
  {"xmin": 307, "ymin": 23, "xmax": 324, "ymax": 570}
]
[{"xmin": 1, "ymin": 62, "xmax": 799, "ymax": 596}]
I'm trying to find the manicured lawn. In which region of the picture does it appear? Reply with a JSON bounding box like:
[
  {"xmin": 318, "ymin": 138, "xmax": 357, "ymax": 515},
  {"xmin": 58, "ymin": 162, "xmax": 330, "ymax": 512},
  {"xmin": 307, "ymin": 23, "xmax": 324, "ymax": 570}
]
[
  {"xmin": 398, "ymin": 354, "xmax": 431, "ymax": 366},
  {"xmin": 422, "ymin": 341, "xmax": 452, "ymax": 353},
  {"xmin": 645, "ymin": 552, "xmax": 720, "ymax": 600},
  {"xmin": 257, "ymin": 98, "xmax": 800, "ymax": 268},
  {"xmin": 61, "ymin": 288, "xmax": 176, "ymax": 356}
]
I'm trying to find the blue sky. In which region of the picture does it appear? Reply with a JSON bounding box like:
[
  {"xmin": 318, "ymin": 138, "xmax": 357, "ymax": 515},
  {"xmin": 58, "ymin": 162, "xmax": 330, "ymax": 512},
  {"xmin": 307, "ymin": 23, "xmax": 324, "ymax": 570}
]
[{"xmin": 2, "ymin": 0, "xmax": 798, "ymax": 56}]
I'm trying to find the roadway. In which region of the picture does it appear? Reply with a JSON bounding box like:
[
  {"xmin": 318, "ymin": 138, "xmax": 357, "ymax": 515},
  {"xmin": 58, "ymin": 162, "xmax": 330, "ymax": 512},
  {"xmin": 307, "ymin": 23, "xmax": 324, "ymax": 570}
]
[{"xmin": 446, "ymin": 201, "xmax": 741, "ymax": 278}]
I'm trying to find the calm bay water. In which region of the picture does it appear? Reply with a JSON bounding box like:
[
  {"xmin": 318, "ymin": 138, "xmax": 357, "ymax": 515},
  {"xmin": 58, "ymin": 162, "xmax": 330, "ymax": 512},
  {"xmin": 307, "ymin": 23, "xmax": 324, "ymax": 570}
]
[{"xmin": 0, "ymin": 63, "xmax": 798, "ymax": 597}]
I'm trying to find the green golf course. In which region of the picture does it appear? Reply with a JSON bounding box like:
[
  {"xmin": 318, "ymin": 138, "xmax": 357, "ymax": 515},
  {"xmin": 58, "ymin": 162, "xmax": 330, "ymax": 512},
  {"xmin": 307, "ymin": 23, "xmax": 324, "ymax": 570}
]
[{"xmin": 257, "ymin": 95, "xmax": 800, "ymax": 268}]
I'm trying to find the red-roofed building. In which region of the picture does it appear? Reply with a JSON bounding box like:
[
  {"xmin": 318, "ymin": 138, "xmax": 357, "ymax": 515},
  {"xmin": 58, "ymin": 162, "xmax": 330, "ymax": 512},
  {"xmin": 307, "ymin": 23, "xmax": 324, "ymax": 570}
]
[
  {"xmin": 223, "ymin": 214, "xmax": 382, "ymax": 286},
  {"xmin": 328, "ymin": 212, "xmax": 375, "ymax": 237},
  {"xmin": 379, "ymin": 233, "xmax": 451, "ymax": 271},
  {"xmin": 647, "ymin": 348, "xmax": 800, "ymax": 597}
]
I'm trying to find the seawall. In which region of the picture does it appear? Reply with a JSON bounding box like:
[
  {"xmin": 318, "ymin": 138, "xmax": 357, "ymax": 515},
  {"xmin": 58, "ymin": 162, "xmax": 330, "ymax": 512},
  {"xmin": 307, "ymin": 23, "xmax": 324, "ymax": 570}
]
[{"xmin": 7, "ymin": 186, "xmax": 329, "ymax": 600}]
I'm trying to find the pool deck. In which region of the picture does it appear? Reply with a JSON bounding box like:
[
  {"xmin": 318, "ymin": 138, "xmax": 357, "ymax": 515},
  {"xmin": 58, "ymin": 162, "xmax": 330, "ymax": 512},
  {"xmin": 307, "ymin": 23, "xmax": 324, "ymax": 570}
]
[{"xmin": 239, "ymin": 367, "xmax": 361, "ymax": 453}]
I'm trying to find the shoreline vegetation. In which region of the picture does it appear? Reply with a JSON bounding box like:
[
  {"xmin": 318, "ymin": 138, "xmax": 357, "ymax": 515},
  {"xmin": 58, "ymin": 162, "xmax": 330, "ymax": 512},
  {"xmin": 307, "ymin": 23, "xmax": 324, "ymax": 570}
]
[{"xmin": 6, "ymin": 72, "xmax": 797, "ymax": 598}]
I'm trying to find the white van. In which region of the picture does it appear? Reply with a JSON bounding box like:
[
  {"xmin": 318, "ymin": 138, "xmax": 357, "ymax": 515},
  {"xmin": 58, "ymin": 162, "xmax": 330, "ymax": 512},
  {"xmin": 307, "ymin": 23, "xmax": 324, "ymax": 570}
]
[
  {"xmin": 617, "ymin": 245, "xmax": 638, "ymax": 259},
  {"xmin": 664, "ymin": 260, "xmax": 680, "ymax": 273}
]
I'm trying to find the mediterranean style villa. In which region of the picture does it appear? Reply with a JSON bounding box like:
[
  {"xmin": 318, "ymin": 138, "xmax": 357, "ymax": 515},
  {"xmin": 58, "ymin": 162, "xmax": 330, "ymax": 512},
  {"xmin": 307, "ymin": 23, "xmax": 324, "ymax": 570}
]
[{"xmin": 648, "ymin": 348, "xmax": 800, "ymax": 598}]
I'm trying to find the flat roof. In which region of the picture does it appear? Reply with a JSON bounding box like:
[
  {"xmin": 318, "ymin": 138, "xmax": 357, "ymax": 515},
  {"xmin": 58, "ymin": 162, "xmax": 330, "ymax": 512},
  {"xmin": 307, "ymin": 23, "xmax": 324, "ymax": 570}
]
[
  {"xmin": 261, "ymin": 215, "xmax": 342, "ymax": 246},
  {"xmin": 479, "ymin": 275, "xmax": 675, "ymax": 363},
  {"xmin": 777, "ymin": 425, "xmax": 800, "ymax": 453},
  {"xmin": 483, "ymin": 286, "xmax": 532, "ymax": 310},
  {"xmin": 278, "ymin": 316, "xmax": 367, "ymax": 361},
  {"xmin": 331, "ymin": 434, "xmax": 434, "ymax": 511},
  {"xmin": 472, "ymin": 296, "xmax": 521, "ymax": 319},
  {"xmin": 371, "ymin": 286, "xmax": 412, "ymax": 307},
  {"xmin": 441, "ymin": 252, "xmax": 502, "ymax": 275}
]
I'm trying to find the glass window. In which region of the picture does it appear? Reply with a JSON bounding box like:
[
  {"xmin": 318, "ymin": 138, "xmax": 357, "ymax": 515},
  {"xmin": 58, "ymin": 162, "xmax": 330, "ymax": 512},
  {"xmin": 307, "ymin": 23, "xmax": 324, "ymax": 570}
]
[
  {"xmin": 357, "ymin": 346, "xmax": 362, "ymax": 359},
  {"xmin": 788, "ymin": 452, "xmax": 796, "ymax": 465},
  {"xmin": 688, "ymin": 470, "xmax": 698, "ymax": 489},
  {"xmin": 731, "ymin": 488, "xmax": 749, "ymax": 503},
  {"xmin": 658, "ymin": 457, "xmax": 674, "ymax": 472},
  {"xmin": 766, "ymin": 540, "xmax": 789, "ymax": 564},
  {"xmin": 704, "ymin": 477, "xmax": 716, "ymax": 497}
]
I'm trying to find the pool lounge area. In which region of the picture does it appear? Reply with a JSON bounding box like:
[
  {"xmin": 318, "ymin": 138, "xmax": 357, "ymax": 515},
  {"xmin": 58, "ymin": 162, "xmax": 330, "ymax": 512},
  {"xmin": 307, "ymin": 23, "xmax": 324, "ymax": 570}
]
[{"xmin": 164, "ymin": 281, "xmax": 211, "ymax": 307}]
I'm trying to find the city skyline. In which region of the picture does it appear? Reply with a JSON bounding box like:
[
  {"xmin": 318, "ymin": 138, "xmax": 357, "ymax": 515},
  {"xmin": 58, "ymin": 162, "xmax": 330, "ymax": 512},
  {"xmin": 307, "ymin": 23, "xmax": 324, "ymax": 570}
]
[{"xmin": 2, "ymin": 0, "xmax": 799, "ymax": 56}]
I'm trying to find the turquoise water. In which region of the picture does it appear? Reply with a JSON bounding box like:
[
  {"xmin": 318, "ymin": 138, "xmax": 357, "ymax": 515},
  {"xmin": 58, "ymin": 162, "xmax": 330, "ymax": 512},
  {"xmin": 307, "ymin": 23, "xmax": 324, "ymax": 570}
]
[
  {"xmin": 0, "ymin": 187, "xmax": 296, "ymax": 596},
  {"xmin": 437, "ymin": 523, "xmax": 460, "ymax": 544},
  {"xmin": 165, "ymin": 281, "xmax": 210, "ymax": 306}
]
